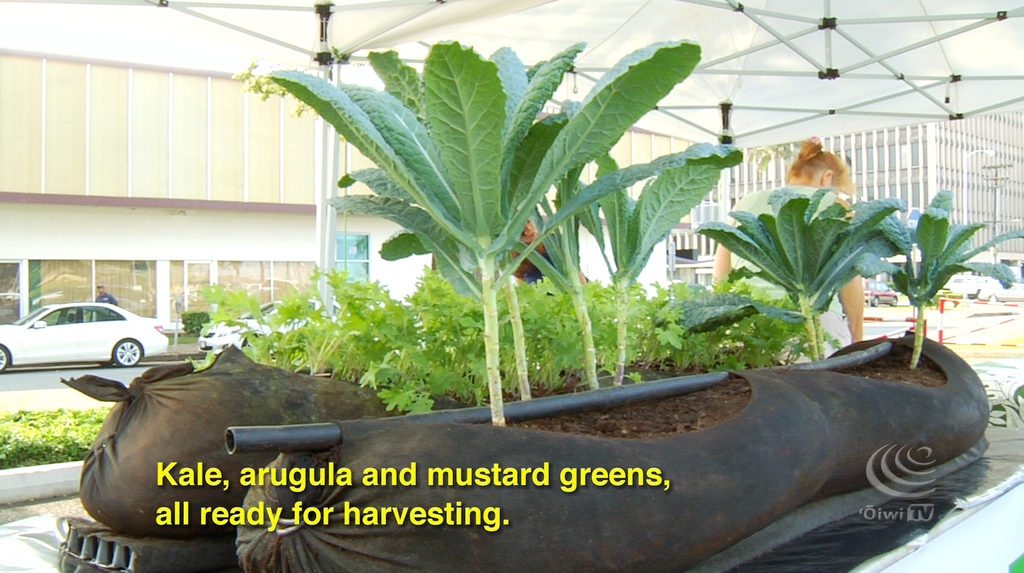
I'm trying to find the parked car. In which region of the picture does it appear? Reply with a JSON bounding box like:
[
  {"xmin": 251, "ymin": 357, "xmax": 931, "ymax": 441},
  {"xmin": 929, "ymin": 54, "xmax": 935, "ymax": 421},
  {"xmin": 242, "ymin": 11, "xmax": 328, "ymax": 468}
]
[
  {"xmin": 943, "ymin": 274, "xmax": 1000, "ymax": 300},
  {"xmin": 198, "ymin": 302, "xmax": 276, "ymax": 352},
  {"xmin": 0, "ymin": 302, "xmax": 168, "ymax": 372},
  {"xmin": 863, "ymin": 279, "xmax": 899, "ymax": 307},
  {"xmin": 985, "ymin": 282, "xmax": 1024, "ymax": 303},
  {"xmin": 198, "ymin": 299, "xmax": 342, "ymax": 353}
]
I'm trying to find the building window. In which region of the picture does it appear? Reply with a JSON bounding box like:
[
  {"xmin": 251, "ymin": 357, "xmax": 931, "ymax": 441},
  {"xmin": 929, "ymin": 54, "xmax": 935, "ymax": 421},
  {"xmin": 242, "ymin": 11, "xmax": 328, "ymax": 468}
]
[
  {"xmin": 273, "ymin": 261, "xmax": 314, "ymax": 296},
  {"xmin": 336, "ymin": 233, "xmax": 370, "ymax": 281},
  {"xmin": 170, "ymin": 261, "xmax": 212, "ymax": 313},
  {"xmin": 214, "ymin": 261, "xmax": 313, "ymax": 302},
  {"xmin": 217, "ymin": 261, "xmax": 273, "ymax": 304},
  {"xmin": 0, "ymin": 263, "xmax": 19, "ymax": 324},
  {"xmin": 96, "ymin": 260, "xmax": 156, "ymax": 317},
  {"xmin": 28, "ymin": 260, "xmax": 90, "ymax": 311}
]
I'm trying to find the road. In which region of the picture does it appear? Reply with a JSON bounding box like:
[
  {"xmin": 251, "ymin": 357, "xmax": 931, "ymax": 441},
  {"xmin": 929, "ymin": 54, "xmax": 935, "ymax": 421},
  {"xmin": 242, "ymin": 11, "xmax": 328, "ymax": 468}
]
[
  {"xmin": 0, "ymin": 362, "xmax": 180, "ymax": 393},
  {"xmin": 863, "ymin": 302, "xmax": 1024, "ymax": 345}
]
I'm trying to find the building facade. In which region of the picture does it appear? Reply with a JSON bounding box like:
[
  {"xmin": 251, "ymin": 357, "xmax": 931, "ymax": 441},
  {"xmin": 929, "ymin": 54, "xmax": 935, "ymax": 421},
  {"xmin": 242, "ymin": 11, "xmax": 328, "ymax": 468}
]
[
  {"xmin": 0, "ymin": 50, "xmax": 686, "ymax": 327},
  {"xmin": 0, "ymin": 50, "xmax": 433, "ymax": 327},
  {"xmin": 672, "ymin": 114, "xmax": 1024, "ymax": 285}
]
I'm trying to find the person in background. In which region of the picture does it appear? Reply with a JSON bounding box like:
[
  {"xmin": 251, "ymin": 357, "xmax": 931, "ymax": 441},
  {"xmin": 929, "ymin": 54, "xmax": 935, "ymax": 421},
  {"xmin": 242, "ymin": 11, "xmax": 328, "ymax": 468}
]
[
  {"xmin": 713, "ymin": 137, "xmax": 864, "ymax": 352},
  {"xmin": 513, "ymin": 220, "xmax": 588, "ymax": 285},
  {"xmin": 513, "ymin": 220, "xmax": 551, "ymax": 284},
  {"xmin": 95, "ymin": 284, "xmax": 119, "ymax": 306}
]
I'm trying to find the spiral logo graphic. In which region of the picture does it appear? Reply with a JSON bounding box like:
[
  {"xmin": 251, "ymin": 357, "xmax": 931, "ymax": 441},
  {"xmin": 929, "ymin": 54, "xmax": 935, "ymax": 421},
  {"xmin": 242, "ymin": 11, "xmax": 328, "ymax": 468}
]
[{"xmin": 865, "ymin": 444, "xmax": 937, "ymax": 498}]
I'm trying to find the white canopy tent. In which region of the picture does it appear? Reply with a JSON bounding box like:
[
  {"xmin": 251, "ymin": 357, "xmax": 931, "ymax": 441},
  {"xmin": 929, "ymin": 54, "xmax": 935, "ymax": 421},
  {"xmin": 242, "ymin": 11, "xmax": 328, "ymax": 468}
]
[{"xmin": 3, "ymin": 0, "xmax": 1024, "ymax": 286}]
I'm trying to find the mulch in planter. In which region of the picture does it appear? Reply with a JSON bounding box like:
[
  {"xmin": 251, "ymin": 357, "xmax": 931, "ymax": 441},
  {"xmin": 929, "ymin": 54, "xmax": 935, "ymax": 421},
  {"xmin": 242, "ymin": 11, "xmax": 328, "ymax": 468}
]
[
  {"xmin": 514, "ymin": 340, "xmax": 945, "ymax": 439},
  {"xmin": 837, "ymin": 342, "xmax": 947, "ymax": 387}
]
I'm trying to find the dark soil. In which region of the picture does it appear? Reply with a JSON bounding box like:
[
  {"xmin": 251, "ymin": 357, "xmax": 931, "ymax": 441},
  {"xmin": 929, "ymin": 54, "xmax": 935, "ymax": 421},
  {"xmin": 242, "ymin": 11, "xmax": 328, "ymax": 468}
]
[
  {"xmin": 836, "ymin": 343, "xmax": 947, "ymax": 387},
  {"xmin": 512, "ymin": 377, "xmax": 751, "ymax": 439},
  {"xmin": 510, "ymin": 344, "xmax": 947, "ymax": 438}
]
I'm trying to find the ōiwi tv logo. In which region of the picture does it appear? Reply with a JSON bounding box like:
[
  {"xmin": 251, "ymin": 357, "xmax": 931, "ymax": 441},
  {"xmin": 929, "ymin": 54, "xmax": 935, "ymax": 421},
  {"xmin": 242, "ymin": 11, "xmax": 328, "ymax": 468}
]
[{"xmin": 858, "ymin": 444, "xmax": 937, "ymax": 523}]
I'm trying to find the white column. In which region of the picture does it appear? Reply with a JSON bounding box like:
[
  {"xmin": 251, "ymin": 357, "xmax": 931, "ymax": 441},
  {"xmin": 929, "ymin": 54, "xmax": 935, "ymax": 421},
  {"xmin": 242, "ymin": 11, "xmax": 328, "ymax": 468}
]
[
  {"xmin": 19, "ymin": 260, "xmax": 29, "ymax": 317},
  {"xmin": 155, "ymin": 260, "xmax": 170, "ymax": 327}
]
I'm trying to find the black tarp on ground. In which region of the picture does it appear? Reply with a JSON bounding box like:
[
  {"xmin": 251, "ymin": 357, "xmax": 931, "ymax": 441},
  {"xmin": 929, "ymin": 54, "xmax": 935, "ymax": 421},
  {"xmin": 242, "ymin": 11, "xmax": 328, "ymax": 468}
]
[
  {"xmin": 66, "ymin": 347, "xmax": 390, "ymax": 538},
  {"xmin": 235, "ymin": 338, "xmax": 990, "ymax": 573}
]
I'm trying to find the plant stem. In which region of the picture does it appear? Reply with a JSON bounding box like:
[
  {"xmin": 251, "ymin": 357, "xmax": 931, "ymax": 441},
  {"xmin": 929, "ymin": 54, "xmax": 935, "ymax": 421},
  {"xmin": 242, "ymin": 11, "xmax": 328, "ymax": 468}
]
[
  {"xmin": 480, "ymin": 258, "xmax": 506, "ymax": 426},
  {"xmin": 798, "ymin": 296, "xmax": 821, "ymax": 362},
  {"xmin": 569, "ymin": 275, "xmax": 599, "ymax": 391},
  {"xmin": 502, "ymin": 280, "xmax": 532, "ymax": 400},
  {"xmin": 614, "ymin": 279, "xmax": 629, "ymax": 386},
  {"xmin": 910, "ymin": 304, "xmax": 925, "ymax": 370},
  {"xmin": 813, "ymin": 314, "xmax": 826, "ymax": 361}
]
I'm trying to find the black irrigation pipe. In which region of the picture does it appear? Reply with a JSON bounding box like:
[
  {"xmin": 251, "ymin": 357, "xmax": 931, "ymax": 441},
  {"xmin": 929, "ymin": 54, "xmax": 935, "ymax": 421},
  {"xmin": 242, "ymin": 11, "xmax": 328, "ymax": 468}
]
[
  {"xmin": 226, "ymin": 342, "xmax": 894, "ymax": 455},
  {"xmin": 227, "ymin": 423, "xmax": 342, "ymax": 455},
  {"xmin": 778, "ymin": 340, "xmax": 892, "ymax": 371}
]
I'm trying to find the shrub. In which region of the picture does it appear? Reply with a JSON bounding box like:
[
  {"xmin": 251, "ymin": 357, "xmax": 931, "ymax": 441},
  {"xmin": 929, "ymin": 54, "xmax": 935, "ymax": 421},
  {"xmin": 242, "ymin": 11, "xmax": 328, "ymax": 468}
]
[
  {"xmin": 181, "ymin": 311, "xmax": 211, "ymax": 336},
  {"xmin": 0, "ymin": 408, "xmax": 108, "ymax": 470}
]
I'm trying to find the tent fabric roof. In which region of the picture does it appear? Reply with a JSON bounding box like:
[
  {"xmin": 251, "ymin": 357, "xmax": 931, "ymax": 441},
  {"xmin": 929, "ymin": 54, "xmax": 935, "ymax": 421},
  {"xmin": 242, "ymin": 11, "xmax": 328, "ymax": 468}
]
[{"xmin": 2, "ymin": 0, "xmax": 1024, "ymax": 145}]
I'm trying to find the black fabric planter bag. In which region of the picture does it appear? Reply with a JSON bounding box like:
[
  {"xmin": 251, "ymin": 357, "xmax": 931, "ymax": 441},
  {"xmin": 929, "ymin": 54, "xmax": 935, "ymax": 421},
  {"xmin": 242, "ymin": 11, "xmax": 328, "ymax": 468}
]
[
  {"xmin": 234, "ymin": 337, "xmax": 989, "ymax": 573},
  {"xmin": 66, "ymin": 347, "xmax": 390, "ymax": 538}
]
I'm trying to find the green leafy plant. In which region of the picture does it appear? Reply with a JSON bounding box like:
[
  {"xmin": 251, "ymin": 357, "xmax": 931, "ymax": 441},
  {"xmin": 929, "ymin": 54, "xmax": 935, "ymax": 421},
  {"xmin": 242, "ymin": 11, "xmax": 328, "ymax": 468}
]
[
  {"xmin": 698, "ymin": 188, "xmax": 905, "ymax": 361},
  {"xmin": 362, "ymin": 271, "xmax": 804, "ymax": 412},
  {"xmin": 202, "ymin": 266, "xmax": 804, "ymax": 414},
  {"xmin": 519, "ymin": 114, "xmax": 604, "ymax": 390},
  {"xmin": 273, "ymin": 40, "xmax": 724, "ymax": 425},
  {"xmin": 680, "ymin": 291, "xmax": 804, "ymax": 333},
  {"xmin": 613, "ymin": 282, "xmax": 806, "ymax": 374},
  {"xmin": 0, "ymin": 408, "xmax": 108, "ymax": 470},
  {"xmin": 582, "ymin": 150, "xmax": 741, "ymax": 384},
  {"xmin": 881, "ymin": 189, "xmax": 1024, "ymax": 368},
  {"xmin": 234, "ymin": 62, "xmax": 311, "ymax": 116},
  {"xmin": 202, "ymin": 272, "xmax": 411, "ymax": 377}
]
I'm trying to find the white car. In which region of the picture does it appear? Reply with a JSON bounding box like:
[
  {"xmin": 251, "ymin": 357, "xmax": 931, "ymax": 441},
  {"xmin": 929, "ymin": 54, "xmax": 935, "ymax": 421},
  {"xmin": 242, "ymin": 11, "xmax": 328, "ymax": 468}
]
[
  {"xmin": 197, "ymin": 302, "xmax": 276, "ymax": 352},
  {"xmin": 985, "ymin": 282, "xmax": 1024, "ymax": 303},
  {"xmin": 944, "ymin": 274, "xmax": 1000, "ymax": 300},
  {"xmin": 0, "ymin": 303, "xmax": 169, "ymax": 372},
  {"xmin": 197, "ymin": 300, "xmax": 342, "ymax": 353}
]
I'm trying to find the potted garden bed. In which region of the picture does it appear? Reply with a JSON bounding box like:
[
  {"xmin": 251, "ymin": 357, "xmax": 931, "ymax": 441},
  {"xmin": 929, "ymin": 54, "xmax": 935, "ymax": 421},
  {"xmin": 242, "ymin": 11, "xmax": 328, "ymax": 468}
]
[{"xmin": 227, "ymin": 334, "xmax": 989, "ymax": 573}]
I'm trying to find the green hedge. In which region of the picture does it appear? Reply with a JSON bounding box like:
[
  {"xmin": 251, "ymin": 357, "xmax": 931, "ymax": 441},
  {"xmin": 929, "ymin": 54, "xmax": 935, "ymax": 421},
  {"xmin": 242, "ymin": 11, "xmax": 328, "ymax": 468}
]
[
  {"xmin": 0, "ymin": 408, "xmax": 108, "ymax": 470},
  {"xmin": 181, "ymin": 311, "xmax": 211, "ymax": 336}
]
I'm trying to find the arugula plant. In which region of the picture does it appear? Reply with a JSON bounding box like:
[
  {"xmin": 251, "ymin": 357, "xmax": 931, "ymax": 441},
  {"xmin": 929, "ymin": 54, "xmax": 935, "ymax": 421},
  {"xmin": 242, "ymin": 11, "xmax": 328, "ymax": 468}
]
[
  {"xmin": 203, "ymin": 268, "xmax": 805, "ymax": 413},
  {"xmin": 272, "ymin": 40, "xmax": 728, "ymax": 425},
  {"xmin": 698, "ymin": 188, "xmax": 905, "ymax": 361},
  {"xmin": 882, "ymin": 189, "xmax": 1024, "ymax": 368}
]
